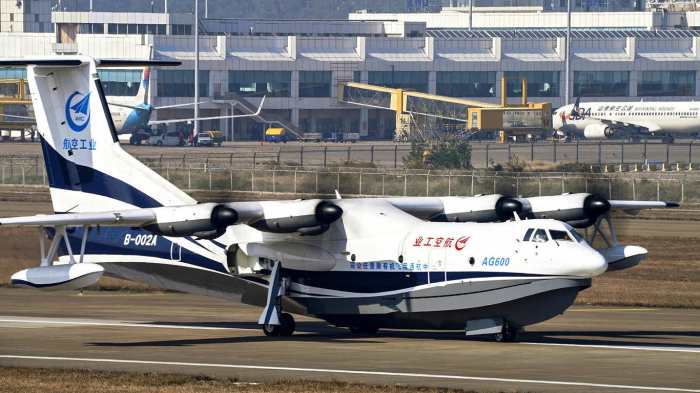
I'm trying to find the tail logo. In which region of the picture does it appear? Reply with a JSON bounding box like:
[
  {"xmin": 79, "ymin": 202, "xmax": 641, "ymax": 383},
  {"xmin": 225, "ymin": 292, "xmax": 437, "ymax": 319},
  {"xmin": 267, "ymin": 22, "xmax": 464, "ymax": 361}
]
[{"xmin": 65, "ymin": 91, "xmax": 91, "ymax": 132}]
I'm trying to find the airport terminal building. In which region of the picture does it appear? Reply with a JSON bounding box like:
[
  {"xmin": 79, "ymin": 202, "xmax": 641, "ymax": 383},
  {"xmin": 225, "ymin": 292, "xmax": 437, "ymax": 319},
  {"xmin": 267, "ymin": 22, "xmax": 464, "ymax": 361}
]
[{"xmin": 2, "ymin": 0, "xmax": 700, "ymax": 139}]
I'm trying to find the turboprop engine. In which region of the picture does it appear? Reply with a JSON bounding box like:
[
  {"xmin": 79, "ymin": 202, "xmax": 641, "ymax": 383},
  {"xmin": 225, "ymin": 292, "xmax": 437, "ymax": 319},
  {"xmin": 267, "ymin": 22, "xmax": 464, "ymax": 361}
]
[
  {"xmin": 145, "ymin": 203, "xmax": 240, "ymax": 239},
  {"xmin": 250, "ymin": 200, "xmax": 343, "ymax": 235},
  {"xmin": 583, "ymin": 123, "xmax": 614, "ymax": 139},
  {"xmin": 519, "ymin": 193, "xmax": 611, "ymax": 228}
]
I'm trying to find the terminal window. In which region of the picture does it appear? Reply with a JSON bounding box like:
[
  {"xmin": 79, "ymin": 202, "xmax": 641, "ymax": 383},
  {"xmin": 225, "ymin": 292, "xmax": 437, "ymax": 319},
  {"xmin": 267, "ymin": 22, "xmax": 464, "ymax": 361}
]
[
  {"xmin": 368, "ymin": 71, "xmax": 429, "ymax": 93},
  {"xmin": 638, "ymin": 71, "xmax": 696, "ymax": 97},
  {"xmin": 574, "ymin": 71, "xmax": 629, "ymax": 97},
  {"xmin": 229, "ymin": 71, "xmax": 291, "ymax": 97},
  {"xmin": 98, "ymin": 69, "xmax": 141, "ymax": 97},
  {"xmin": 299, "ymin": 71, "xmax": 332, "ymax": 97},
  {"xmin": 157, "ymin": 70, "xmax": 209, "ymax": 97},
  {"xmin": 436, "ymin": 71, "xmax": 496, "ymax": 98},
  {"xmin": 505, "ymin": 71, "xmax": 559, "ymax": 98}
]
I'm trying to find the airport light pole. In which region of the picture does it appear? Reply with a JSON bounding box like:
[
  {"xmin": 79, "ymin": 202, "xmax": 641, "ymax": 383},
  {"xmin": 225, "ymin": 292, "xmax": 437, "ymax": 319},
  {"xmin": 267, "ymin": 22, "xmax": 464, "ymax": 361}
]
[
  {"xmin": 564, "ymin": 0, "xmax": 571, "ymax": 106},
  {"xmin": 193, "ymin": 0, "xmax": 200, "ymax": 145}
]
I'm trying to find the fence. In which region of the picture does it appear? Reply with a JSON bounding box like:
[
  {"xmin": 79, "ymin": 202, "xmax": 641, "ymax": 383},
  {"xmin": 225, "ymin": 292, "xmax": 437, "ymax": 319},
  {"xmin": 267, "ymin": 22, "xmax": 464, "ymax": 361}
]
[
  {"xmin": 3, "ymin": 161, "xmax": 699, "ymax": 203},
  {"xmin": 1, "ymin": 141, "xmax": 699, "ymax": 169}
]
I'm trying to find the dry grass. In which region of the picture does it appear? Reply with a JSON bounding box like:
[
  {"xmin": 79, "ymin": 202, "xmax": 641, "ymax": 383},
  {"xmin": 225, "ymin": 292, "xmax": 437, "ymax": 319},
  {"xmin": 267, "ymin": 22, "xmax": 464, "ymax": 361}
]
[
  {"xmin": 1, "ymin": 228, "xmax": 698, "ymax": 308},
  {"xmin": 0, "ymin": 367, "xmax": 517, "ymax": 393}
]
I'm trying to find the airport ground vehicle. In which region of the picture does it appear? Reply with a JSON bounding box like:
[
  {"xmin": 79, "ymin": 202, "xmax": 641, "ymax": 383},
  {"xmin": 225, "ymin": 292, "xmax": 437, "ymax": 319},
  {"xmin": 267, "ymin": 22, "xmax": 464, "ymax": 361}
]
[
  {"xmin": 148, "ymin": 130, "xmax": 185, "ymax": 146},
  {"xmin": 0, "ymin": 57, "xmax": 677, "ymax": 342}
]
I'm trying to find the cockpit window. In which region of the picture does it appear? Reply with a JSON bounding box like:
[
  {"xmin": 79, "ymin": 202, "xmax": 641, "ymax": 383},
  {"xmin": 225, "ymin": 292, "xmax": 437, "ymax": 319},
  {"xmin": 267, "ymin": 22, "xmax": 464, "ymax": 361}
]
[
  {"xmin": 531, "ymin": 229, "xmax": 548, "ymax": 243},
  {"xmin": 523, "ymin": 228, "xmax": 534, "ymax": 241},
  {"xmin": 550, "ymin": 230, "xmax": 574, "ymax": 242},
  {"xmin": 570, "ymin": 228, "xmax": 585, "ymax": 243}
]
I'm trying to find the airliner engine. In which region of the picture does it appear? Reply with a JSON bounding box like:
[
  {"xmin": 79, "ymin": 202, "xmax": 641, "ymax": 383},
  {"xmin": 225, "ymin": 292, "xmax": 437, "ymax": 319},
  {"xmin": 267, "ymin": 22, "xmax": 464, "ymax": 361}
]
[
  {"xmin": 583, "ymin": 123, "xmax": 614, "ymax": 139},
  {"xmin": 519, "ymin": 193, "xmax": 611, "ymax": 227}
]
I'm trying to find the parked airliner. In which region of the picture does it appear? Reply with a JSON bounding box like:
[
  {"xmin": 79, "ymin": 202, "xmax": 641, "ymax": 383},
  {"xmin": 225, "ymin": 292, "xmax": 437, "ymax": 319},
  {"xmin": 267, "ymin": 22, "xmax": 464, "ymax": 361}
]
[{"xmin": 553, "ymin": 98, "xmax": 700, "ymax": 140}]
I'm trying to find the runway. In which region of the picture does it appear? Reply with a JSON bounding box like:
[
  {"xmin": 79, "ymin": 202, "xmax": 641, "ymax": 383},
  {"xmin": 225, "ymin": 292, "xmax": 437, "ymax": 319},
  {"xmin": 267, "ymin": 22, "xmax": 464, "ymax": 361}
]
[{"xmin": 0, "ymin": 288, "xmax": 698, "ymax": 392}]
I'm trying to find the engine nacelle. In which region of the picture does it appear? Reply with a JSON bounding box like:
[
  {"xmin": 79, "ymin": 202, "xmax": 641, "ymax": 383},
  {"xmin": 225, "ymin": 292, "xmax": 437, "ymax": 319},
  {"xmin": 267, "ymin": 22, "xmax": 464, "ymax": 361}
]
[
  {"xmin": 583, "ymin": 123, "xmax": 614, "ymax": 139},
  {"xmin": 520, "ymin": 193, "xmax": 611, "ymax": 227},
  {"xmin": 146, "ymin": 203, "xmax": 238, "ymax": 238},
  {"xmin": 250, "ymin": 200, "xmax": 343, "ymax": 234}
]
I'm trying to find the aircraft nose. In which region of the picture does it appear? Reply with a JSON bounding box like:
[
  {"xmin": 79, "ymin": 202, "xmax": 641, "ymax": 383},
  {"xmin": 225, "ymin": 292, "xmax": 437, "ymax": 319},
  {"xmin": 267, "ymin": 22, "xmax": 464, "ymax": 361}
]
[{"xmin": 571, "ymin": 249, "xmax": 608, "ymax": 277}]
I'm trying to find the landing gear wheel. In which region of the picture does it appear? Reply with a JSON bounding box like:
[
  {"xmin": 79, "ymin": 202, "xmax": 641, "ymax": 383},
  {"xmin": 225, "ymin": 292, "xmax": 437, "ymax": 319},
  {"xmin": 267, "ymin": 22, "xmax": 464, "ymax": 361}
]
[
  {"xmin": 262, "ymin": 313, "xmax": 295, "ymax": 337},
  {"xmin": 348, "ymin": 326, "xmax": 380, "ymax": 336},
  {"xmin": 494, "ymin": 322, "xmax": 519, "ymax": 343}
]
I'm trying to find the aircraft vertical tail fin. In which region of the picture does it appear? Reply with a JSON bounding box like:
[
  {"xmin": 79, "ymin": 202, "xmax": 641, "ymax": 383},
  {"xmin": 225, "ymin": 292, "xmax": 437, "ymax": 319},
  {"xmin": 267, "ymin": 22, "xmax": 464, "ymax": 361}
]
[
  {"xmin": 0, "ymin": 57, "xmax": 194, "ymax": 213},
  {"xmin": 135, "ymin": 67, "xmax": 151, "ymax": 106}
]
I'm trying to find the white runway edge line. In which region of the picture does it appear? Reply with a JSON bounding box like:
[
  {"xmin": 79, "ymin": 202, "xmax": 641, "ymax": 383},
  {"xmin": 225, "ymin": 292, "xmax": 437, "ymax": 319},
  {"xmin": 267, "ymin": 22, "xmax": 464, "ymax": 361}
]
[
  {"xmin": 2, "ymin": 316, "xmax": 700, "ymax": 354},
  {"xmin": 1, "ymin": 355, "xmax": 698, "ymax": 393},
  {"xmin": 0, "ymin": 317, "xmax": 257, "ymax": 332}
]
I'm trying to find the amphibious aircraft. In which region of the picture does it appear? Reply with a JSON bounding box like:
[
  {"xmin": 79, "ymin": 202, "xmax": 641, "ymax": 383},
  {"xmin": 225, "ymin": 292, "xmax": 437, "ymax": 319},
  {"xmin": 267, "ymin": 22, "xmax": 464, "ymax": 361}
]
[
  {"xmin": 0, "ymin": 57, "xmax": 677, "ymax": 342},
  {"xmin": 553, "ymin": 97, "xmax": 700, "ymax": 141}
]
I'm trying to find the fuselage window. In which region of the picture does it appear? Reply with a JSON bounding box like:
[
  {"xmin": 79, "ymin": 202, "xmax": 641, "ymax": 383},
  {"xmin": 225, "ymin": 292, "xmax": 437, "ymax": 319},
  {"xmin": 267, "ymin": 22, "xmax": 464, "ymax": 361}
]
[
  {"xmin": 523, "ymin": 228, "xmax": 534, "ymax": 241},
  {"xmin": 549, "ymin": 230, "xmax": 573, "ymax": 242},
  {"xmin": 531, "ymin": 229, "xmax": 548, "ymax": 243}
]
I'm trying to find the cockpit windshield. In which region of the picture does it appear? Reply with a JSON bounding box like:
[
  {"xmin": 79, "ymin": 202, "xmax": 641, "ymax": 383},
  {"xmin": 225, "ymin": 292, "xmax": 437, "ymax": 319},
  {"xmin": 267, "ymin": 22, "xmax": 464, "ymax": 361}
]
[
  {"xmin": 523, "ymin": 226, "xmax": 586, "ymax": 244},
  {"xmin": 531, "ymin": 229, "xmax": 548, "ymax": 243},
  {"xmin": 549, "ymin": 230, "xmax": 573, "ymax": 242}
]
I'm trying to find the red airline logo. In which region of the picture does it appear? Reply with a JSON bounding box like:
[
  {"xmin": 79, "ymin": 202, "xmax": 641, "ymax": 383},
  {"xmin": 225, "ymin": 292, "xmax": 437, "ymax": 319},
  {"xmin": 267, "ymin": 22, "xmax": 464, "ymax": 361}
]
[{"xmin": 412, "ymin": 235, "xmax": 470, "ymax": 251}]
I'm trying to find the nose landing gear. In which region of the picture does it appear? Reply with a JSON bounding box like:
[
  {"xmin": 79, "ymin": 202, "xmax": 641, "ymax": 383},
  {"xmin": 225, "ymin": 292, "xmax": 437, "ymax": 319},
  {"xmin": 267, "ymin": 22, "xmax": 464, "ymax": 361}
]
[{"xmin": 494, "ymin": 321, "xmax": 520, "ymax": 342}]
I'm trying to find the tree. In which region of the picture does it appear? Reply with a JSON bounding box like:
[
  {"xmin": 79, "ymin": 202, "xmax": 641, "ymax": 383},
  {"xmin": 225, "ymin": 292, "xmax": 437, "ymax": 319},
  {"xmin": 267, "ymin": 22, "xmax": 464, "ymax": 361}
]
[{"xmin": 403, "ymin": 137, "xmax": 471, "ymax": 169}]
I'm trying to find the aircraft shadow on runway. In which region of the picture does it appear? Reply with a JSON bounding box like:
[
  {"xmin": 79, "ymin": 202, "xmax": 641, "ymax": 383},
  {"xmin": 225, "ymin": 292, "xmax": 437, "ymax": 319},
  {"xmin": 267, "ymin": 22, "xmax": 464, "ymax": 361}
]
[{"xmin": 87, "ymin": 320, "xmax": 700, "ymax": 349}]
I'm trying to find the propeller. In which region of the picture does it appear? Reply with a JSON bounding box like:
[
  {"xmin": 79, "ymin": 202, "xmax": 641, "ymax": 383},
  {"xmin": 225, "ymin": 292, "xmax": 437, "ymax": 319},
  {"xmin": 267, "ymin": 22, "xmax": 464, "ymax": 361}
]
[
  {"xmin": 495, "ymin": 197, "xmax": 523, "ymax": 221},
  {"xmin": 210, "ymin": 205, "xmax": 239, "ymax": 229},
  {"xmin": 583, "ymin": 194, "xmax": 611, "ymax": 219},
  {"xmin": 314, "ymin": 201, "xmax": 343, "ymax": 224}
]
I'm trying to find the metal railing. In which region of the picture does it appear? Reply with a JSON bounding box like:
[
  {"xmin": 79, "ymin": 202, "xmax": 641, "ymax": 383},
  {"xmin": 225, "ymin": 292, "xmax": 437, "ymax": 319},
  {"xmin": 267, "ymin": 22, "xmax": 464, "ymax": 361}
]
[{"xmin": 3, "ymin": 162, "xmax": 698, "ymax": 203}]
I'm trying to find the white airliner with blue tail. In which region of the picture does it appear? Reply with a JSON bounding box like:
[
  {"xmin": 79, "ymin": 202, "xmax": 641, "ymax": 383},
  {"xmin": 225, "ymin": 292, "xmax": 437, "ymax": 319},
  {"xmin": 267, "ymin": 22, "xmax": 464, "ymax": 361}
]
[{"xmin": 0, "ymin": 57, "xmax": 678, "ymax": 341}]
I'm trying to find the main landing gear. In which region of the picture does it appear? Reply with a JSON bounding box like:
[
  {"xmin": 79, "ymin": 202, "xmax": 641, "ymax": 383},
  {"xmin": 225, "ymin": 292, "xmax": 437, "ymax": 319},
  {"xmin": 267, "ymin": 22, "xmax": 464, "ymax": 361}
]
[
  {"xmin": 259, "ymin": 260, "xmax": 296, "ymax": 337},
  {"xmin": 263, "ymin": 312, "xmax": 295, "ymax": 337}
]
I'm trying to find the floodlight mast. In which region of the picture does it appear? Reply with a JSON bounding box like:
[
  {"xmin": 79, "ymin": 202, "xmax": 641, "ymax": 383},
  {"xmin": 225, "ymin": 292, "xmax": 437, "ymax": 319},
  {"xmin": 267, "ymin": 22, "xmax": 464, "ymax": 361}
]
[{"xmin": 193, "ymin": 0, "xmax": 200, "ymax": 145}]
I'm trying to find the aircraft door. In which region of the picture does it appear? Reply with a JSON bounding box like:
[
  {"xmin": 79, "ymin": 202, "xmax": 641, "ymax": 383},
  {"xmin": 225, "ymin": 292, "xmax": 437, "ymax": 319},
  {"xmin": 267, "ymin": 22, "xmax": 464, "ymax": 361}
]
[
  {"xmin": 429, "ymin": 247, "xmax": 447, "ymax": 283},
  {"xmin": 170, "ymin": 241, "xmax": 182, "ymax": 262}
]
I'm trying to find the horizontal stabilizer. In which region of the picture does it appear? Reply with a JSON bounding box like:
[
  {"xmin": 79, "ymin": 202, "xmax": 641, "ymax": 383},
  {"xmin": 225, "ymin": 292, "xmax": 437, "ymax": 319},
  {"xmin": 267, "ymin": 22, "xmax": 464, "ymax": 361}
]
[{"xmin": 0, "ymin": 57, "xmax": 180, "ymax": 68}]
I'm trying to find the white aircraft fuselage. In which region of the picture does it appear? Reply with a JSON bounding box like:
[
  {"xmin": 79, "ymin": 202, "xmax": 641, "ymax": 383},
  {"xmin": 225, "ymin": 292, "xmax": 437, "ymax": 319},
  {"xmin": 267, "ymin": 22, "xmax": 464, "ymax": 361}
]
[{"xmin": 553, "ymin": 101, "xmax": 700, "ymax": 138}]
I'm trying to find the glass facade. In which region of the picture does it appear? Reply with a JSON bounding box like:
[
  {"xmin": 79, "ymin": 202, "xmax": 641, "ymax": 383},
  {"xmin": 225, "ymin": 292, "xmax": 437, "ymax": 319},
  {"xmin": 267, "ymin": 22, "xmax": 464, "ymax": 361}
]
[
  {"xmin": 0, "ymin": 68, "xmax": 26, "ymax": 80},
  {"xmin": 505, "ymin": 71, "xmax": 560, "ymax": 97},
  {"xmin": 229, "ymin": 71, "xmax": 291, "ymax": 97},
  {"xmin": 107, "ymin": 23, "xmax": 166, "ymax": 35},
  {"xmin": 299, "ymin": 71, "xmax": 332, "ymax": 97},
  {"xmin": 436, "ymin": 71, "xmax": 496, "ymax": 97},
  {"xmin": 368, "ymin": 71, "xmax": 429, "ymax": 92},
  {"xmin": 98, "ymin": 69, "xmax": 142, "ymax": 96},
  {"xmin": 157, "ymin": 70, "xmax": 209, "ymax": 97},
  {"xmin": 170, "ymin": 24, "xmax": 192, "ymax": 35},
  {"xmin": 638, "ymin": 71, "xmax": 696, "ymax": 97},
  {"xmin": 574, "ymin": 71, "xmax": 629, "ymax": 97}
]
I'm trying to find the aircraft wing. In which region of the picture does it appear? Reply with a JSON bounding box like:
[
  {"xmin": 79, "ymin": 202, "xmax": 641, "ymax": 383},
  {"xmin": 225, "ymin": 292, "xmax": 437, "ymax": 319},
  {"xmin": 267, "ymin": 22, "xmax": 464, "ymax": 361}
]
[
  {"xmin": 0, "ymin": 210, "xmax": 156, "ymax": 227},
  {"xmin": 149, "ymin": 96, "xmax": 266, "ymax": 125},
  {"xmin": 609, "ymin": 200, "xmax": 679, "ymax": 210},
  {"xmin": 580, "ymin": 115, "xmax": 662, "ymax": 133}
]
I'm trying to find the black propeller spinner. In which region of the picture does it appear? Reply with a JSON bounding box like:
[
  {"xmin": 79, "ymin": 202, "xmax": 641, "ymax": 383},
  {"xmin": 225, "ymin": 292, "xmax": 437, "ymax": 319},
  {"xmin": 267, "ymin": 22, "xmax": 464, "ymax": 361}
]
[{"xmin": 495, "ymin": 197, "xmax": 524, "ymax": 221}]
